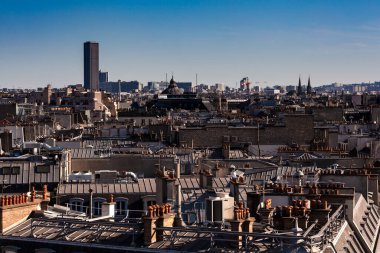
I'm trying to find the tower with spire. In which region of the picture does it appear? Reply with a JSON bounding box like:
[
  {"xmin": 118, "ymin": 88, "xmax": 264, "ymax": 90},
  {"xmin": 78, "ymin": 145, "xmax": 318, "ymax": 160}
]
[
  {"xmin": 297, "ymin": 76, "xmax": 302, "ymax": 96},
  {"xmin": 307, "ymin": 76, "xmax": 311, "ymax": 95},
  {"xmin": 161, "ymin": 75, "xmax": 183, "ymax": 95}
]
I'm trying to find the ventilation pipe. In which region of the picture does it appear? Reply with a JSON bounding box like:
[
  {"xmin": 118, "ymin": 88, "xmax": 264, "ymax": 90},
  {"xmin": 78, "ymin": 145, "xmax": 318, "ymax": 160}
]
[{"xmin": 125, "ymin": 172, "xmax": 138, "ymax": 182}]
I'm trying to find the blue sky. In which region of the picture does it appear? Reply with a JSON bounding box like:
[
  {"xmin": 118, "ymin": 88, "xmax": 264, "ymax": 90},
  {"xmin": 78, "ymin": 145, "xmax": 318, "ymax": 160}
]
[{"xmin": 1, "ymin": 0, "xmax": 380, "ymax": 88}]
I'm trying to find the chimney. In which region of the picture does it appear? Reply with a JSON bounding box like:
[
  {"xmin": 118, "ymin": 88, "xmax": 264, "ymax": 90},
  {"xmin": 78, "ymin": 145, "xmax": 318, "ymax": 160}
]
[
  {"xmin": 0, "ymin": 189, "xmax": 49, "ymax": 233},
  {"xmin": 222, "ymin": 144, "xmax": 230, "ymax": 159},
  {"xmin": 230, "ymin": 219, "xmax": 243, "ymax": 248},
  {"xmin": 173, "ymin": 158, "xmax": 185, "ymax": 227},
  {"xmin": 40, "ymin": 184, "xmax": 50, "ymax": 211},
  {"xmin": 175, "ymin": 157, "xmax": 180, "ymax": 179},
  {"xmin": 101, "ymin": 194, "xmax": 116, "ymax": 220},
  {"xmin": 155, "ymin": 167, "xmax": 176, "ymax": 205},
  {"xmin": 199, "ymin": 168, "xmax": 214, "ymax": 190},
  {"xmin": 143, "ymin": 203, "xmax": 175, "ymax": 245},
  {"xmin": 230, "ymin": 202, "xmax": 255, "ymax": 249},
  {"xmin": 309, "ymin": 200, "xmax": 331, "ymax": 225},
  {"xmin": 31, "ymin": 186, "xmax": 36, "ymax": 202},
  {"xmin": 246, "ymin": 192, "xmax": 261, "ymax": 216},
  {"xmin": 212, "ymin": 162, "xmax": 221, "ymax": 177},
  {"xmin": 143, "ymin": 206, "xmax": 159, "ymax": 245},
  {"xmin": 230, "ymin": 175, "xmax": 245, "ymax": 204},
  {"xmin": 257, "ymin": 198, "xmax": 275, "ymax": 225}
]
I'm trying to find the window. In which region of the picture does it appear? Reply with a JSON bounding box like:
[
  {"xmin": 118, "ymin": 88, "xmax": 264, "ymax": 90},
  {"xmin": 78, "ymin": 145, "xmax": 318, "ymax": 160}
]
[
  {"xmin": 93, "ymin": 197, "xmax": 106, "ymax": 216},
  {"xmin": 69, "ymin": 198, "xmax": 84, "ymax": 212},
  {"xmin": 115, "ymin": 197, "xmax": 128, "ymax": 216},
  {"xmin": 0, "ymin": 167, "xmax": 20, "ymax": 175},
  {"xmin": 35, "ymin": 165, "xmax": 50, "ymax": 173}
]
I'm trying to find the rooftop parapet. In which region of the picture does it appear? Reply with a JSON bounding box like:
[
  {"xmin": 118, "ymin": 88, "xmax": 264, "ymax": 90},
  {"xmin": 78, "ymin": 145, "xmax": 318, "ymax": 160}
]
[{"xmin": 0, "ymin": 184, "xmax": 50, "ymax": 233}]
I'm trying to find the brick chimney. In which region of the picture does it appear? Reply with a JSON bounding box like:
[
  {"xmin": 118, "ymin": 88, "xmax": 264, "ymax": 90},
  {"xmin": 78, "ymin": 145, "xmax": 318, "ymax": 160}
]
[
  {"xmin": 309, "ymin": 200, "xmax": 331, "ymax": 225},
  {"xmin": 142, "ymin": 203, "xmax": 175, "ymax": 245},
  {"xmin": 230, "ymin": 202, "xmax": 255, "ymax": 249},
  {"xmin": 0, "ymin": 185, "xmax": 50, "ymax": 233}
]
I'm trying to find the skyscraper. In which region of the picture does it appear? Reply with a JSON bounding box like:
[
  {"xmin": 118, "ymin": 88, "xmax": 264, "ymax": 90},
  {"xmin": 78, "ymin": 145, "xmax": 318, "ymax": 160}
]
[{"xmin": 84, "ymin": 41, "xmax": 99, "ymax": 91}]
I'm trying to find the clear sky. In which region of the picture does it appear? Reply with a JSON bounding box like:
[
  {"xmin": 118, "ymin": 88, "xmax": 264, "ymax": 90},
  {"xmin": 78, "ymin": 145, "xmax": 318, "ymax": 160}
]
[{"xmin": 1, "ymin": 0, "xmax": 380, "ymax": 89}]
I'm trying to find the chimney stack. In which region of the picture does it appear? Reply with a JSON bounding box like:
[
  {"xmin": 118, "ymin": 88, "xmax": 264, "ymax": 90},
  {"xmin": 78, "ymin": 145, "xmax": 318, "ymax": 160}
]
[
  {"xmin": 174, "ymin": 158, "xmax": 185, "ymax": 227},
  {"xmin": 230, "ymin": 174, "xmax": 246, "ymax": 204},
  {"xmin": 155, "ymin": 166, "xmax": 176, "ymax": 205},
  {"xmin": 101, "ymin": 194, "xmax": 116, "ymax": 220},
  {"xmin": 143, "ymin": 203, "xmax": 175, "ymax": 245}
]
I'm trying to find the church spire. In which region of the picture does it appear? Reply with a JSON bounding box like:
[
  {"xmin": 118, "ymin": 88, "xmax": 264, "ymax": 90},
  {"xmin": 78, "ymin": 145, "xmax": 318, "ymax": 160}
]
[
  {"xmin": 297, "ymin": 76, "xmax": 302, "ymax": 96},
  {"xmin": 307, "ymin": 76, "xmax": 311, "ymax": 95}
]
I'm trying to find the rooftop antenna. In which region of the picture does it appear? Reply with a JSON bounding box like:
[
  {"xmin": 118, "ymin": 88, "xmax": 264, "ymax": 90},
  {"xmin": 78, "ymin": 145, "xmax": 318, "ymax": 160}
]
[
  {"xmin": 166, "ymin": 73, "xmax": 168, "ymax": 83},
  {"xmin": 196, "ymin": 73, "xmax": 198, "ymax": 86}
]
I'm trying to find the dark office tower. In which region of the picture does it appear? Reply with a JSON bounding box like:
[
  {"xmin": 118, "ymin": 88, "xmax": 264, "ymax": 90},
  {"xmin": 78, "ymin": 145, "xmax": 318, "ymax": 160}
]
[{"xmin": 84, "ymin": 41, "xmax": 99, "ymax": 91}]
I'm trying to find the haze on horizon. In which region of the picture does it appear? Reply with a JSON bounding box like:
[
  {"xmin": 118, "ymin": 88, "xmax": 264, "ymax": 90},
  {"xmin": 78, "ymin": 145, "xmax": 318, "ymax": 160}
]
[{"xmin": 1, "ymin": 0, "xmax": 380, "ymax": 89}]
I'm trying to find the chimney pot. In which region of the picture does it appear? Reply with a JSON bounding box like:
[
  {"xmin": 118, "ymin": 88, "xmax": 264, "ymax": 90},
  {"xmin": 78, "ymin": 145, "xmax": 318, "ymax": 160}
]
[
  {"xmin": 148, "ymin": 206, "xmax": 154, "ymax": 218},
  {"xmin": 286, "ymin": 206, "xmax": 293, "ymax": 217},
  {"xmin": 323, "ymin": 201, "xmax": 328, "ymax": 210},
  {"xmin": 31, "ymin": 187, "xmax": 36, "ymax": 202},
  {"xmin": 234, "ymin": 209, "xmax": 239, "ymax": 220},
  {"xmin": 43, "ymin": 184, "xmax": 48, "ymax": 200}
]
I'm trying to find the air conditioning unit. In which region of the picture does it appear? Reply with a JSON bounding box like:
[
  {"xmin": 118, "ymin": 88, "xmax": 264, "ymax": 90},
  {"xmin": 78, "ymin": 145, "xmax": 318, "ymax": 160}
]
[{"xmin": 205, "ymin": 193, "xmax": 234, "ymax": 222}]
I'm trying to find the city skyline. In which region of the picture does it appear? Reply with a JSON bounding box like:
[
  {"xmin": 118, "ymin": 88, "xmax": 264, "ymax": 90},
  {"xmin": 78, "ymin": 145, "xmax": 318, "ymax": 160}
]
[{"xmin": 1, "ymin": 0, "xmax": 380, "ymax": 88}]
